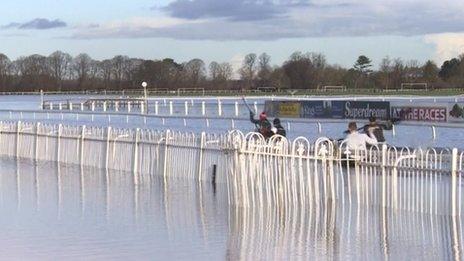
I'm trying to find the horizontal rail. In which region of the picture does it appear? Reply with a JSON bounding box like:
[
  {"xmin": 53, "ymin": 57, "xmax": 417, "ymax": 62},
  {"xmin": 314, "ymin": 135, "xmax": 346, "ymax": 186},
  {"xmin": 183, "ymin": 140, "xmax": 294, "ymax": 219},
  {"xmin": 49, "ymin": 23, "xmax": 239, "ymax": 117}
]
[{"xmin": 4, "ymin": 109, "xmax": 464, "ymax": 130}]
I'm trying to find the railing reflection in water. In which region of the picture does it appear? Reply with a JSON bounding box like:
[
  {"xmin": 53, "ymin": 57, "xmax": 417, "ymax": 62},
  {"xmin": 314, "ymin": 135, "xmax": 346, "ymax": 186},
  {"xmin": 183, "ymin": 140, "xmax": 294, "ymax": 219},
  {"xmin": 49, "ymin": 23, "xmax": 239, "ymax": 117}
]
[{"xmin": 1, "ymin": 158, "xmax": 462, "ymax": 259}]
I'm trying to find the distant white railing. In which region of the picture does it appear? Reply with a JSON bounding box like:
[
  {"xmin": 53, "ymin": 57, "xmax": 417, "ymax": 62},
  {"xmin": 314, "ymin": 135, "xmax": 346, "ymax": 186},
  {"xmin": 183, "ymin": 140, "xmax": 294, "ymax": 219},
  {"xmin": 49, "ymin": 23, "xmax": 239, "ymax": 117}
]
[
  {"xmin": 0, "ymin": 121, "xmax": 463, "ymax": 216},
  {"xmin": 41, "ymin": 98, "xmax": 262, "ymax": 118},
  {"xmin": 2, "ymin": 109, "xmax": 464, "ymax": 142}
]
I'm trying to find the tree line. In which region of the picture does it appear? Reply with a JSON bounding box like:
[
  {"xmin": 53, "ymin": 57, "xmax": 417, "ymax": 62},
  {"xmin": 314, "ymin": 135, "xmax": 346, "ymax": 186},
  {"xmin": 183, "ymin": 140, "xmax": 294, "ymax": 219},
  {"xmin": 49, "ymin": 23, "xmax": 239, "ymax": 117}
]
[{"xmin": 0, "ymin": 51, "xmax": 463, "ymax": 92}]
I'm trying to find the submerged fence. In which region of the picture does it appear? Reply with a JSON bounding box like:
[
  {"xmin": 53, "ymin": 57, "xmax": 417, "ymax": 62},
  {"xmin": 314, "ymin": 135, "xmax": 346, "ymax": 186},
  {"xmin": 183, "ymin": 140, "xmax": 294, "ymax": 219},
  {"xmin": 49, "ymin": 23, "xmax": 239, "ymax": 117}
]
[
  {"xmin": 0, "ymin": 121, "xmax": 231, "ymax": 185},
  {"xmin": 0, "ymin": 121, "xmax": 463, "ymax": 216}
]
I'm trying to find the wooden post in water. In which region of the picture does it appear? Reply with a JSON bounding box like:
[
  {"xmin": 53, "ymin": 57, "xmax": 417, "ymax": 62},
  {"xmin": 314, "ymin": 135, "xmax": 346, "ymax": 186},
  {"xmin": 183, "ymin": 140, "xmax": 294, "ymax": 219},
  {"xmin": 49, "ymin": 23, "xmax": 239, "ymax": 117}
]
[{"xmin": 212, "ymin": 164, "xmax": 217, "ymax": 193}]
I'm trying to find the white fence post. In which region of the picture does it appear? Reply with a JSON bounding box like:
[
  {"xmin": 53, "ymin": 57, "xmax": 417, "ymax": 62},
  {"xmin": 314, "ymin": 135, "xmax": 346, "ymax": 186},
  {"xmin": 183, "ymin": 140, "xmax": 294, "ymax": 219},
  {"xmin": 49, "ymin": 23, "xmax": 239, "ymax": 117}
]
[
  {"xmin": 451, "ymin": 148, "xmax": 458, "ymax": 216},
  {"xmin": 218, "ymin": 99, "xmax": 222, "ymax": 116},
  {"xmin": 105, "ymin": 126, "xmax": 112, "ymax": 170},
  {"xmin": 163, "ymin": 130, "xmax": 170, "ymax": 179},
  {"xmin": 57, "ymin": 124, "xmax": 62, "ymax": 163},
  {"xmin": 40, "ymin": 89, "xmax": 44, "ymax": 109},
  {"xmin": 431, "ymin": 126, "xmax": 437, "ymax": 140},
  {"xmin": 128, "ymin": 102, "xmax": 132, "ymax": 113},
  {"xmin": 103, "ymin": 101, "xmax": 107, "ymax": 112},
  {"xmin": 16, "ymin": 121, "xmax": 21, "ymax": 158},
  {"xmin": 115, "ymin": 101, "xmax": 119, "ymax": 112},
  {"xmin": 155, "ymin": 101, "xmax": 159, "ymax": 115},
  {"xmin": 202, "ymin": 101, "xmax": 206, "ymax": 116},
  {"xmin": 254, "ymin": 101, "xmax": 258, "ymax": 114},
  {"xmin": 235, "ymin": 102, "xmax": 239, "ymax": 117},
  {"xmin": 80, "ymin": 125, "xmax": 86, "ymax": 166},
  {"xmin": 381, "ymin": 144, "xmax": 387, "ymax": 208},
  {"xmin": 132, "ymin": 128, "xmax": 140, "ymax": 176},
  {"xmin": 169, "ymin": 101, "xmax": 173, "ymax": 115},
  {"xmin": 35, "ymin": 122, "xmax": 40, "ymax": 161},
  {"xmin": 91, "ymin": 102, "xmax": 95, "ymax": 112},
  {"xmin": 185, "ymin": 101, "xmax": 189, "ymax": 115},
  {"xmin": 198, "ymin": 132, "xmax": 206, "ymax": 181}
]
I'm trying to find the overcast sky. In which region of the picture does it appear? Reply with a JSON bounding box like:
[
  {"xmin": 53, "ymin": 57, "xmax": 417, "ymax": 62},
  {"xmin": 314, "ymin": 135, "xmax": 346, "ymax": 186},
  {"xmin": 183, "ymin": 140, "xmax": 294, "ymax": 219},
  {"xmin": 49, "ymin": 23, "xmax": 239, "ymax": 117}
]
[{"xmin": 1, "ymin": 0, "xmax": 464, "ymax": 68}]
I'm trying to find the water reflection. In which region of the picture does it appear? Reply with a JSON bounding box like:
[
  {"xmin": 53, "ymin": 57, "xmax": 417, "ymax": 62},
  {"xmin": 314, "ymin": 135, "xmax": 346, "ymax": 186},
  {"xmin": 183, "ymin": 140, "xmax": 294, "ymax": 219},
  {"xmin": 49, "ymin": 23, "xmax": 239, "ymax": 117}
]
[
  {"xmin": 0, "ymin": 158, "xmax": 229, "ymax": 260},
  {"xmin": 0, "ymin": 158, "xmax": 462, "ymax": 260},
  {"xmin": 228, "ymin": 203, "xmax": 463, "ymax": 260}
]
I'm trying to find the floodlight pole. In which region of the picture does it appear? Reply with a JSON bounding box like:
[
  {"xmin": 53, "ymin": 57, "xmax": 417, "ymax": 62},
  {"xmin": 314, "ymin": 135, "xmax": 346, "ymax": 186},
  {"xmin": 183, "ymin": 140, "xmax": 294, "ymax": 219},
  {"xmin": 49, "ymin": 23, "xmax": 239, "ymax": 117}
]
[
  {"xmin": 142, "ymin": 82, "xmax": 148, "ymax": 101},
  {"xmin": 141, "ymin": 82, "xmax": 148, "ymax": 114}
]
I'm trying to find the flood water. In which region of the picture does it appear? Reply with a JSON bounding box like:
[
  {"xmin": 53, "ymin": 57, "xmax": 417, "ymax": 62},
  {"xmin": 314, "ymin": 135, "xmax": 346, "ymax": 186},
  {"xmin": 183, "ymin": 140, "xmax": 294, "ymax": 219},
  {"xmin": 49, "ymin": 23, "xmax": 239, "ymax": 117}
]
[
  {"xmin": 1, "ymin": 94, "xmax": 464, "ymax": 149},
  {"xmin": 0, "ymin": 157, "xmax": 462, "ymax": 260}
]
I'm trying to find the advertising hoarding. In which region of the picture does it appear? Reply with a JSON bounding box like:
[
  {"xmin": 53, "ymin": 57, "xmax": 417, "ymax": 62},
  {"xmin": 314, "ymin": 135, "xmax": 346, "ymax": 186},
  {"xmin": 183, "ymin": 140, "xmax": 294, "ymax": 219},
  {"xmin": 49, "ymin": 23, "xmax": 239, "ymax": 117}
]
[
  {"xmin": 343, "ymin": 101, "xmax": 390, "ymax": 120},
  {"xmin": 391, "ymin": 106, "xmax": 447, "ymax": 122}
]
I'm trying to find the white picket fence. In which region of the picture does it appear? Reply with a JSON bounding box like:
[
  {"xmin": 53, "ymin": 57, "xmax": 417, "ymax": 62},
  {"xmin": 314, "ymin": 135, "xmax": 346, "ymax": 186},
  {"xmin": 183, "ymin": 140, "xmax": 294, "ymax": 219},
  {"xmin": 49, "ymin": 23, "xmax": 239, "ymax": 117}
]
[
  {"xmin": 0, "ymin": 121, "xmax": 231, "ymax": 185},
  {"xmin": 0, "ymin": 121, "xmax": 463, "ymax": 216}
]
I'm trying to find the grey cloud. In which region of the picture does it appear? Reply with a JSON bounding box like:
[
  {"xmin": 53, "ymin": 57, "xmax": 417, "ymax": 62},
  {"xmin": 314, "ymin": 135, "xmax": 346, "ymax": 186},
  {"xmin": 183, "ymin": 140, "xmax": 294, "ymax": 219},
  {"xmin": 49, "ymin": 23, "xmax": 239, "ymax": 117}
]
[
  {"xmin": 2, "ymin": 18, "xmax": 67, "ymax": 30},
  {"xmin": 74, "ymin": 2, "xmax": 464, "ymax": 40},
  {"xmin": 0, "ymin": 22, "xmax": 21, "ymax": 29},
  {"xmin": 162, "ymin": 0, "xmax": 301, "ymax": 21}
]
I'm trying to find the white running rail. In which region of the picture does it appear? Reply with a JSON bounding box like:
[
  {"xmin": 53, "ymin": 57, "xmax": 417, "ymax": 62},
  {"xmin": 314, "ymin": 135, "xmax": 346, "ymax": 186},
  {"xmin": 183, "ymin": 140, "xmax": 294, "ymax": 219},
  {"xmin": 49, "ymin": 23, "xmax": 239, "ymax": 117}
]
[{"xmin": 0, "ymin": 121, "xmax": 462, "ymax": 216}]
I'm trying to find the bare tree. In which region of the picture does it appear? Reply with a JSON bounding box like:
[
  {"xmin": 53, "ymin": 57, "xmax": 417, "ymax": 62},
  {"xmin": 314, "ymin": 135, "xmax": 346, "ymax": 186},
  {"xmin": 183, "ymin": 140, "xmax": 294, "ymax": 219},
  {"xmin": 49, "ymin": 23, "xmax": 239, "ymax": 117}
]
[
  {"xmin": 219, "ymin": 63, "xmax": 233, "ymax": 82},
  {"xmin": 15, "ymin": 54, "xmax": 51, "ymax": 90},
  {"xmin": 378, "ymin": 56, "xmax": 392, "ymax": 89},
  {"xmin": 0, "ymin": 54, "xmax": 11, "ymax": 90},
  {"xmin": 283, "ymin": 52, "xmax": 316, "ymax": 89},
  {"xmin": 99, "ymin": 59, "xmax": 113, "ymax": 89},
  {"xmin": 125, "ymin": 58, "xmax": 143, "ymax": 88},
  {"xmin": 239, "ymin": 53, "xmax": 257, "ymax": 88},
  {"xmin": 184, "ymin": 59, "xmax": 206, "ymax": 87},
  {"xmin": 422, "ymin": 60, "xmax": 439, "ymax": 84},
  {"xmin": 209, "ymin": 61, "xmax": 221, "ymax": 81},
  {"xmin": 73, "ymin": 53, "xmax": 92, "ymax": 91},
  {"xmin": 48, "ymin": 51, "xmax": 72, "ymax": 91},
  {"xmin": 111, "ymin": 55, "xmax": 130, "ymax": 89},
  {"xmin": 390, "ymin": 58, "xmax": 406, "ymax": 89},
  {"xmin": 269, "ymin": 67, "xmax": 290, "ymax": 91},
  {"xmin": 258, "ymin": 53, "xmax": 271, "ymax": 85}
]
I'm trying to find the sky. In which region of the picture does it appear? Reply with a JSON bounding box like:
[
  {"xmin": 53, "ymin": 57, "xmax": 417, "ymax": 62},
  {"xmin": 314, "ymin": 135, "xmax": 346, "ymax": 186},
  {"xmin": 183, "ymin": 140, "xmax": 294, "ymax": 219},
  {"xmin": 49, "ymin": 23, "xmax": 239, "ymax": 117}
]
[{"xmin": 1, "ymin": 0, "xmax": 464, "ymax": 69}]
